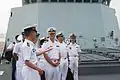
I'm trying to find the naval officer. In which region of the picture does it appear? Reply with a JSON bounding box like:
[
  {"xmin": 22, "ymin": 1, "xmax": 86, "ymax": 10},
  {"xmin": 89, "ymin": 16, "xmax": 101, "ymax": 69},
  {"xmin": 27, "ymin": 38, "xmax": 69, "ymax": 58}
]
[
  {"xmin": 68, "ymin": 33, "xmax": 81, "ymax": 80},
  {"xmin": 13, "ymin": 32, "xmax": 25, "ymax": 80},
  {"xmin": 6, "ymin": 35, "xmax": 19, "ymax": 80},
  {"xmin": 36, "ymin": 37, "xmax": 53, "ymax": 80},
  {"xmin": 56, "ymin": 32, "xmax": 69, "ymax": 80},
  {"xmin": 21, "ymin": 24, "xmax": 43, "ymax": 80},
  {"xmin": 42, "ymin": 27, "xmax": 61, "ymax": 80}
]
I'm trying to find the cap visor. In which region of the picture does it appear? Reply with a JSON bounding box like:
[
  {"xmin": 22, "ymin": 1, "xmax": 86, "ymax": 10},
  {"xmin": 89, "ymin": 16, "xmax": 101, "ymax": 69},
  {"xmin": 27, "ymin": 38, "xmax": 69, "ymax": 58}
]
[{"xmin": 49, "ymin": 32, "xmax": 56, "ymax": 34}]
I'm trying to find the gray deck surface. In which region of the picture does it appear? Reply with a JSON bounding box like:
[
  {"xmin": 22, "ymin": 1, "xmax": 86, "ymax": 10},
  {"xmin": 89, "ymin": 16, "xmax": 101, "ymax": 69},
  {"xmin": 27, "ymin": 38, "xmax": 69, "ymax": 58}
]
[
  {"xmin": 79, "ymin": 74, "xmax": 120, "ymax": 80},
  {"xmin": 0, "ymin": 61, "xmax": 120, "ymax": 80}
]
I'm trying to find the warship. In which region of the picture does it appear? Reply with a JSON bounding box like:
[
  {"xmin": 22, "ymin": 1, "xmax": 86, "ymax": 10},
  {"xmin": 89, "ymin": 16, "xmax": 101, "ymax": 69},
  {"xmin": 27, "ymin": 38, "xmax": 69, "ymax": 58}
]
[{"xmin": 1, "ymin": 0, "xmax": 120, "ymax": 80}]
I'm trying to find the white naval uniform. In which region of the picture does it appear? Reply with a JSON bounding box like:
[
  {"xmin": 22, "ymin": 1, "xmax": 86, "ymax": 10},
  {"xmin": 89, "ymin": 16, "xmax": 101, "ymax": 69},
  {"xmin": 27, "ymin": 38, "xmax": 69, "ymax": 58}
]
[
  {"xmin": 21, "ymin": 39, "xmax": 40, "ymax": 80},
  {"xmin": 6, "ymin": 42, "xmax": 15, "ymax": 62},
  {"xmin": 68, "ymin": 43, "xmax": 81, "ymax": 80},
  {"xmin": 42, "ymin": 39, "xmax": 60, "ymax": 80},
  {"xmin": 13, "ymin": 42, "xmax": 24, "ymax": 80},
  {"xmin": 7, "ymin": 42, "xmax": 15, "ymax": 50},
  {"xmin": 37, "ymin": 48, "xmax": 46, "ymax": 71},
  {"xmin": 58, "ymin": 42, "xmax": 68, "ymax": 80}
]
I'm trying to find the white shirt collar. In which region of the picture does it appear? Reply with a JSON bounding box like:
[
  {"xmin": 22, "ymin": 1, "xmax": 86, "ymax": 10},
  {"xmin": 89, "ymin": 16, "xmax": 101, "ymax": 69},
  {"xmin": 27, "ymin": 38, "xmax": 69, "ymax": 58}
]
[
  {"xmin": 58, "ymin": 41, "xmax": 65, "ymax": 44},
  {"xmin": 70, "ymin": 42, "xmax": 77, "ymax": 46},
  {"xmin": 48, "ymin": 38, "xmax": 56, "ymax": 43},
  {"xmin": 25, "ymin": 39, "xmax": 35, "ymax": 46}
]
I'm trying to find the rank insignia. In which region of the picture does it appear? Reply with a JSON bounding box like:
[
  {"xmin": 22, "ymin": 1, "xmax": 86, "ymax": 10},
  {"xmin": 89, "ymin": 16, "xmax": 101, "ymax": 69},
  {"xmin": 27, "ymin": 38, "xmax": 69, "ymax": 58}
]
[{"xmin": 27, "ymin": 42, "xmax": 30, "ymax": 47}]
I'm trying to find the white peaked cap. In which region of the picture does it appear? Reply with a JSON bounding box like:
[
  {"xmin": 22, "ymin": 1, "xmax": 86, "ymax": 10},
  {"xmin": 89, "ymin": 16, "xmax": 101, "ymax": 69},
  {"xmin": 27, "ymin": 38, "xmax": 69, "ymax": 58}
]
[
  {"xmin": 23, "ymin": 24, "xmax": 37, "ymax": 30},
  {"xmin": 69, "ymin": 33, "xmax": 76, "ymax": 37},
  {"xmin": 56, "ymin": 31, "xmax": 63, "ymax": 36},
  {"xmin": 47, "ymin": 27, "xmax": 56, "ymax": 32},
  {"xmin": 40, "ymin": 37, "xmax": 46, "ymax": 40}
]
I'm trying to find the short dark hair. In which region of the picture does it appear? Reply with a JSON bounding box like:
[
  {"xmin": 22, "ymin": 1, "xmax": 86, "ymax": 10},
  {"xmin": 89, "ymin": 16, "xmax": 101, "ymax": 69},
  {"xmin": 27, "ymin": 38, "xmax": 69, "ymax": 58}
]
[
  {"xmin": 56, "ymin": 35, "xmax": 63, "ymax": 39},
  {"xmin": 24, "ymin": 30, "xmax": 32, "ymax": 37},
  {"xmin": 24, "ymin": 27, "xmax": 37, "ymax": 37}
]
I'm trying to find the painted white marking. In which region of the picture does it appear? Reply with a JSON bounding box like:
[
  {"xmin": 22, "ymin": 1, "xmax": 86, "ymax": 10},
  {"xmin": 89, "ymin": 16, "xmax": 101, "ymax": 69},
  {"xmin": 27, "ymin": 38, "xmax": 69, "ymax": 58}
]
[{"xmin": 0, "ymin": 71, "xmax": 4, "ymax": 76}]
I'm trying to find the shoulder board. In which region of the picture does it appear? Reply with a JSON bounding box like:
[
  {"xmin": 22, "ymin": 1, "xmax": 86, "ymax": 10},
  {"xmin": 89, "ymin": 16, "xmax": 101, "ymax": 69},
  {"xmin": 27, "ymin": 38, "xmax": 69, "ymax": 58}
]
[
  {"xmin": 43, "ymin": 40, "xmax": 48, "ymax": 43},
  {"xmin": 56, "ymin": 45, "xmax": 60, "ymax": 47},
  {"xmin": 13, "ymin": 42, "xmax": 15, "ymax": 44},
  {"xmin": 46, "ymin": 39, "xmax": 49, "ymax": 42},
  {"xmin": 27, "ymin": 42, "xmax": 30, "ymax": 47},
  {"xmin": 44, "ymin": 40, "xmax": 48, "ymax": 43}
]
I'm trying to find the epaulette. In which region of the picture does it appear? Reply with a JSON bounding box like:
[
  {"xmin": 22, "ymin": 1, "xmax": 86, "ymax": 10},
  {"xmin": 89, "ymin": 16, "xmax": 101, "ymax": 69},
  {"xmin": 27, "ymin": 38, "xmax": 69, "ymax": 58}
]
[
  {"xmin": 27, "ymin": 42, "xmax": 30, "ymax": 47},
  {"xmin": 46, "ymin": 39, "xmax": 49, "ymax": 42},
  {"xmin": 45, "ymin": 40, "xmax": 48, "ymax": 42},
  {"xmin": 43, "ymin": 40, "xmax": 48, "ymax": 44},
  {"xmin": 13, "ymin": 42, "xmax": 15, "ymax": 44},
  {"xmin": 56, "ymin": 45, "xmax": 59, "ymax": 47}
]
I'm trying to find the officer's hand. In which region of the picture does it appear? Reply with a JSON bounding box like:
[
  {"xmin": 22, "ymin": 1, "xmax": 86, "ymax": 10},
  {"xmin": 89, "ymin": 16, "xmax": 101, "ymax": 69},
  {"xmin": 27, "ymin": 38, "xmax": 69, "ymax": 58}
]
[
  {"xmin": 37, "ymin": 68, "xmax": 44, "ymax": 75},
  {"xmin": 45, "ymin": 47, "xmax": 53, "ymax": 52}
]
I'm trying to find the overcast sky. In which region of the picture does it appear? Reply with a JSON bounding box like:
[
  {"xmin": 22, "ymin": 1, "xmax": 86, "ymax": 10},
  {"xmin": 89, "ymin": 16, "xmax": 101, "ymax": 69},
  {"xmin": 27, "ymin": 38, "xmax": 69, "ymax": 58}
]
[{"xmin": 0, "ymin": 0, "xmax": 120, "ymax": 34}]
